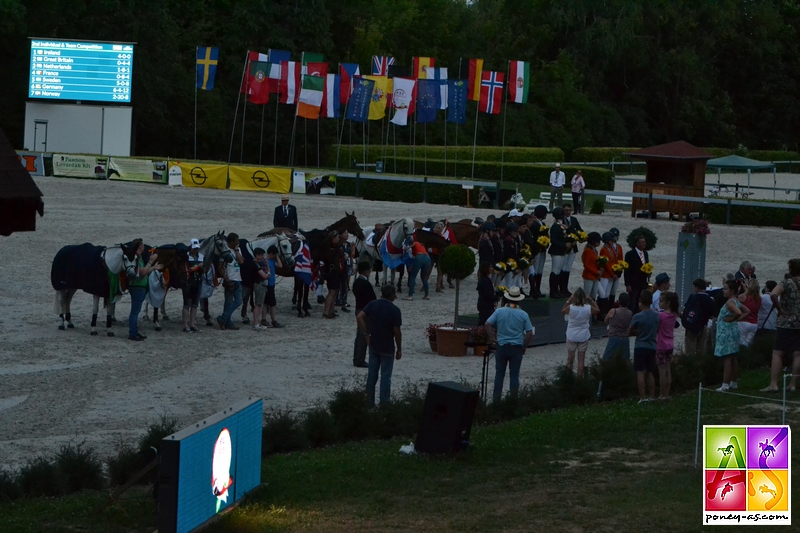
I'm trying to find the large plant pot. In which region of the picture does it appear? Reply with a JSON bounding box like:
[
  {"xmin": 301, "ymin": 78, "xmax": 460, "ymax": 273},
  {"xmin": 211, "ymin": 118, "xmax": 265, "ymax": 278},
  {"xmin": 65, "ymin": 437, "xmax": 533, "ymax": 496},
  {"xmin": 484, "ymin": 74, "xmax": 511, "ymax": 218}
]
[
  {"xmin": 473, "ymin": 344, "xmax": 488, "ymax": 358},
  {"xmin": 429, "ymin": 340, "xmax": 437, "ymax": 353},
  {"xmin": 436, "ymin": 327, "xmax": 470, "ymax": 357}
]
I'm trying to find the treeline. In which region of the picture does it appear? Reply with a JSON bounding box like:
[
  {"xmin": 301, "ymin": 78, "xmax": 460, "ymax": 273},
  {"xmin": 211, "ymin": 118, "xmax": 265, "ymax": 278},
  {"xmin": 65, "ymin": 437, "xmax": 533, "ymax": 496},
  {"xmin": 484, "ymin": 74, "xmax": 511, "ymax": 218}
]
[{"xmin": 1, "ymin": 0, "xmax": 798, "ymax": 163}]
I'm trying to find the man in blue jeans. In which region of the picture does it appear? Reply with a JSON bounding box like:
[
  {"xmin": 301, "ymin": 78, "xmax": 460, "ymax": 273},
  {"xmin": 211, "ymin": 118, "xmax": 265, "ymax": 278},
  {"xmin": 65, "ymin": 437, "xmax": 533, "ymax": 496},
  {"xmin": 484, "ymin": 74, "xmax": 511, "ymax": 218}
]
[
  {"xmin": 357, "ymin": 284, "xmax": 402, "ymax": 406},
  {"xmin": 126, "ymin": 239, "xmax": 163, "ymax": 341},
  {"xmin": 485, "ymin": 286, "xmax": 534, "ymax": 402},
  {"xmin": 217, "ymin": 233, "xmax": 244, "ymax": 330}
]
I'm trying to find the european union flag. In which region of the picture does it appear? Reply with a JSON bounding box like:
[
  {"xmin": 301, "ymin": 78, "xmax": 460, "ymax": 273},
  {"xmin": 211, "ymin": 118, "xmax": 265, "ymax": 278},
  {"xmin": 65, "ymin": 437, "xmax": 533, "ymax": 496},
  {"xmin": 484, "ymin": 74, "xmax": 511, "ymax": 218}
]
[
  {"xmin": 447, "ymin": 79, "xmax": 467, "ymax": 124},
  {"xmin": 346, "ymin": 78, "xmax": 375, "ymax": 122},
  {"xmin": 196, "ymin": 47, "xmax": 219, "ymax": 90},
  {"xmin": 416, "ymin": 79, "xmax": 440, "ymax": 123}
]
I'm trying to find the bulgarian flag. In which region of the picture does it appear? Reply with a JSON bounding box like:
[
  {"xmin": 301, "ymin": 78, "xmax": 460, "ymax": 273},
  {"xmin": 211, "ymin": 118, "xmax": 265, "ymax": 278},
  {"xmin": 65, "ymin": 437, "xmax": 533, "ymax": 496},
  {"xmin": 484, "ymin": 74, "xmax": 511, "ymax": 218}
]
[
  {"xmin": 296, "ymin": 75, "xmax": 324, "ymax": 119},
  {"xmin": 508, "ymin": 60, "xmax": 530, "ymax": 104}
]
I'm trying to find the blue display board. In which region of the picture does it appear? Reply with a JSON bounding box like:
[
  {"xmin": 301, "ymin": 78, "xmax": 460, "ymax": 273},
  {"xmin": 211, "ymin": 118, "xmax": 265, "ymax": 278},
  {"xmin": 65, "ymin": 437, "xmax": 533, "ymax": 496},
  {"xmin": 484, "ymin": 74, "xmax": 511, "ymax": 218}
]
[
  {"xmin": 158, "ymin": 398, "xmax": 263, "ymax": 533},
  {"xmin": 28, "ymin": 39, "xmax": 134, "ymax": 103}
]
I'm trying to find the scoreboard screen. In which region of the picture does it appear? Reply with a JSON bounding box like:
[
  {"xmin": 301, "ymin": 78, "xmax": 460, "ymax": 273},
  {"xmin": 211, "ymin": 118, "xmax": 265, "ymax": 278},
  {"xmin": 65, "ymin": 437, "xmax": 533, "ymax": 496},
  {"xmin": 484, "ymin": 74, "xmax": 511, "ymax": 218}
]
[{"xmin": 29, "ymin": 39, "xmax": 134, "ymax": 103}]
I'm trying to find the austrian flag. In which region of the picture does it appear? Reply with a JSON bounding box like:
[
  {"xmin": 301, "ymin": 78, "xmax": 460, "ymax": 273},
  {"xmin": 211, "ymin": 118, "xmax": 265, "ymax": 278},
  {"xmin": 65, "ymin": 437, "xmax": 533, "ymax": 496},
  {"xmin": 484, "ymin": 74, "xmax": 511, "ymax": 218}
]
[{"xmin": 478, "ymin": 71, "xmax": 504, "ymax": 115}]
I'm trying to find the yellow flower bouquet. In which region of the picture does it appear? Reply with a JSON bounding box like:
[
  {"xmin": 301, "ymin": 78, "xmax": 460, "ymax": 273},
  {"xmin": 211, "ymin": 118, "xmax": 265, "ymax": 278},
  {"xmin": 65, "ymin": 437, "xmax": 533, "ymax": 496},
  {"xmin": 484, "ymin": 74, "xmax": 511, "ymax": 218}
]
[
  {"xmin": 641, "ymin": 262, "xmax": 654, "ymax": 275},
  {"xmin": 612, "ymin": 260, "xmax": 628, "ymax": 273},
  {"xmin": 537, "ymin": 236, "xmax": 550, "ymax": 248},
  {"xmin": 506, "ymin": 258, "xmax": 518, "ymax": 272},
  {"xmin": 517, "ymin": 258, "xmax": 531, "ymax": 271},
  {"xmin": 577, "ymin": 231, "xmax": 588, "ymax": 243},
  {"xmin": 539, "ymin": 225, "xmax": 549, "ymax": 234},
  {"xmin": 494, "ymin": 262, "xmax": 507, "ymax": 273},
  {"xmin": 597, "ymin": 256, "xmax": 609, "ymax": 268}
]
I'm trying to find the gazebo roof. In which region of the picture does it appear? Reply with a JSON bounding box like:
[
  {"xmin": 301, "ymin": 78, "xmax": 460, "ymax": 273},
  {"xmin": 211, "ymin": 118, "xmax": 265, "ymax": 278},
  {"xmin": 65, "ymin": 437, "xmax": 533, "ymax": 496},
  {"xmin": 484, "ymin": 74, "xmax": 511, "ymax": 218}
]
[
  {"xmin": 706, "ymin": 154, "xmax": 775, "ymax": 170},
  {"xmin": 624, "ymin": 141, "xmax": 713, "ymax": 161},
  {"xmin": 0, "ymin": 127, "xmax": 44, "ymax": 236}
]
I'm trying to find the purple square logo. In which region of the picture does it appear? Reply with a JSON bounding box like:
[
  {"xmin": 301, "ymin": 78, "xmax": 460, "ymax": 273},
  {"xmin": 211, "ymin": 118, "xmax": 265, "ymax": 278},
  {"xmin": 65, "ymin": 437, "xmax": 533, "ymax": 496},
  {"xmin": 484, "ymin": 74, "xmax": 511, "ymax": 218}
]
[{"xmin": 747, "ymin": 426, "xmax": 789, "ymax": 470}]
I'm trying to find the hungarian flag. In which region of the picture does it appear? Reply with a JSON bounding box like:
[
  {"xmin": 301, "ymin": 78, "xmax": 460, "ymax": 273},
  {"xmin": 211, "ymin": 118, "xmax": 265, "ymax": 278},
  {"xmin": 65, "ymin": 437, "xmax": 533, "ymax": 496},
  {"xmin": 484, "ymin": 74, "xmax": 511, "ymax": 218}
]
[
  {"xmin": 321, "ymin": 74, "xmax": 340, "ymax": 118},
  {"xmin": 413, "ymin": 56, "xmax": 435, "ymax": 79},
  {"xmin": 478, "ymin": 71, "xmax": 504, "ymax": 115},
  {"xmin": 279, "ymin": 61, "xmax": 301, "ymax": 104},
  {"xmin": 372, "ymin": 56, "xmax": 394, "ymax": 75},
  {"xmin": 508, "ymin": 60, "xmax": 530, "ymax": 104},
  {"xmin": 458, "ymin": 58, "xmax": 484, "ymax": 101},
  {"xmin": 241, "ymin": 50, "xmax": 268, "ymax": 93},
  {"xmin": 339, "ymin": 63, "xmax": 361, "ymax": 105},
  {"xmin": 389, "ymin": 77, "xmax": 415, "ymax": 126},
  {"xmin": 301, "ymin": 52, "xmax": 325, "ymax": 74},
  {"xmin": 267, "ymin": 49, "xmax": 291, "ymax": 92},
  {"xmin": 248, "ymin": 61, "xmax": 270, "ymax": 104},
  {"xmin": 297, "ymin": 75, "xmax": 324, "ymax": 119}
]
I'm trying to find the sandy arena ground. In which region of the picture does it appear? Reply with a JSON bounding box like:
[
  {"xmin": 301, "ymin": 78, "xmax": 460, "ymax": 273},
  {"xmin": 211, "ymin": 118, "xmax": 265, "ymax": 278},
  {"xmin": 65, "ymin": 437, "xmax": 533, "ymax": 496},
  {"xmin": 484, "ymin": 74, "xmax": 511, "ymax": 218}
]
[{"xmin": 1, "ymin": 176, "xmax": 798, "ymax": 471}]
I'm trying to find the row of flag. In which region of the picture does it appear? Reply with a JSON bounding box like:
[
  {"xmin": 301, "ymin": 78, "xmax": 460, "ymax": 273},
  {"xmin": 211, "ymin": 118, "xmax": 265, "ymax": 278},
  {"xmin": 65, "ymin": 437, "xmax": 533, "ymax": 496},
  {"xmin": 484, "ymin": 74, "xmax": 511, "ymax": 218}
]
[{"xmin": 195, "ymin": 47, "xmax": 531, "ymax": 124}]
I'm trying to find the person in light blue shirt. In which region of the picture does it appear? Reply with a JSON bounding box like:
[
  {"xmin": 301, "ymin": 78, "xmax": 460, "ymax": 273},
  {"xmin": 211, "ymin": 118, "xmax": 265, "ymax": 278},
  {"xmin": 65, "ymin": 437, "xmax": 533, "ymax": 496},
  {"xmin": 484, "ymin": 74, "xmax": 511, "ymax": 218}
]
[{"xmin": 485, "ymin": 286, "xmax": 534, "ymax": 402}]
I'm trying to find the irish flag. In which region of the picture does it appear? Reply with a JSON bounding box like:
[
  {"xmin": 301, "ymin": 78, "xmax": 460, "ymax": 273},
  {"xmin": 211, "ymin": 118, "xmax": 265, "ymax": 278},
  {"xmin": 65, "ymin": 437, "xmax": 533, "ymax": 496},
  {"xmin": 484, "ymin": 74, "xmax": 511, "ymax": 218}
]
[
  {"xmin": 296, "ymin": 75, "xmax": 324, "ymax": 119},
  {"xmin": 508, "ymin": 60, "xmax": 530, "ymax": 104}
]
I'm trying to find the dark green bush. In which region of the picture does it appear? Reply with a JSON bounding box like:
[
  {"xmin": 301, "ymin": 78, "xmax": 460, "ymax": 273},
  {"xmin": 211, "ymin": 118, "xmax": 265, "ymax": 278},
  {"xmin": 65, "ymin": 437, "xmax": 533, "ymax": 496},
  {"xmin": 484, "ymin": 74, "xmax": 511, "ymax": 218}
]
[
  {"xmin": 590, "ymin": 199, "xmax": 605, "ymax": 214},
  {"xmin": 0, "ymin": 469, "xmax": 21, "ymax": 501},
  {"xmin": 593, "ymin": 353, "xmax": 637, "ymax": 401},
  {"xmin": 569, "ymin": 147, "xmax": 640, "ymax": 162},
  {"xmin": 138, "ymin": 414, "xmax": 179, "ymax": 453},
  {"xmin": 54, "ymin": 442, "xmax": 105, "ymax": 493},
  {"xmin": 330, "ymin": 145, "xmax": 564, "ymax": 167},
  {"xmin": 626, "ymin": 226, "xmax": 658, "ymax": 250},
  {"xmin": 106, "ymin": 444, "xmax": 142, "ymax": 486},
  {"xmin": 303, "ymin": 407, "xmax": 338, "ymax": 448},
  {"xmin": 17, "ymin": 457, "xmax": 67, "ymax": 497},
  {"xmin": 705, "ymin": 201, "xmax": 799, "ymax": 229},
  {"xmin": 328, "ymin": 386, "xmax": 372, "ymax": 441},
  {"xmin": 262, "ymin": 409, "xmax": 308, "ymax": 454}
]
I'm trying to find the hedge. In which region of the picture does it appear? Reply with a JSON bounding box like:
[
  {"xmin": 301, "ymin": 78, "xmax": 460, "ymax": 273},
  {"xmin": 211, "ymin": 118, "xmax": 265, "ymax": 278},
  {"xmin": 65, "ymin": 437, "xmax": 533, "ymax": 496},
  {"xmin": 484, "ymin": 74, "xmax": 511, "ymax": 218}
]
[
  {"xmin": 329, "ymin": 145, "xmax": 564, "ymax": 167},
  {"xmin": 705, "ymin": 200, "xmax": 800, "ymax": 228},
  {"xmin": 570, "ymin": 146, "xmax": 800, "ymax": 163},
  {"xmin": 377, "ymin": 157, "xmax": 614, "ymax": 190},
  {"xmin": 336, "ymin": 175, "xmax": 518, "ymax": 206}
]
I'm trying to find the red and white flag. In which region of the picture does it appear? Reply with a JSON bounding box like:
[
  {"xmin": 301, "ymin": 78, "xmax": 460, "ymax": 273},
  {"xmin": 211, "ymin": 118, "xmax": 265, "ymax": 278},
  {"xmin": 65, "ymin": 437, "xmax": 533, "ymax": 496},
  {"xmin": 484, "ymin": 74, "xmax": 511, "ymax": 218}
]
[
  {"xmin": 279, "ymin": 61, "xmax": 301, "ymax": 105},
  {"xmin": 478, "ymin": 71, "xmax": 504, "ymax": 115}
]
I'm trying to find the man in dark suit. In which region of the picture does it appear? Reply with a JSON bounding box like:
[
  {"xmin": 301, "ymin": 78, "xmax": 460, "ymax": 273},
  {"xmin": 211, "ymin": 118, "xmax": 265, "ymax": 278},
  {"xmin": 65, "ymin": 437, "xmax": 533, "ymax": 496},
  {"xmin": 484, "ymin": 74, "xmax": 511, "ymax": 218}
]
[
  {"xmin": 352, "ymin": 261, "xmax": 377, "ymax": 368},
  {"xmin": 561, "ymin": 203, "xmax": 583, "ymax": 295},
  {"xmin": 624, "ymin": 235, "xmax": 650, "ymax": 314},
  {"xmin": 273, "ymin": 194, "xmax": 298, "ymax": 230}
]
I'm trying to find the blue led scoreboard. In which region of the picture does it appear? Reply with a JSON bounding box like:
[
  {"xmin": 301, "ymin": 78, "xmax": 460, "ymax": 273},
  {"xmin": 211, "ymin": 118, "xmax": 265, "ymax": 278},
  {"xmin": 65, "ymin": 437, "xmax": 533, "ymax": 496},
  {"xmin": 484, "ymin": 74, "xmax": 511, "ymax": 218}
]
[{"xmin": 28, "ymin": 39, "xmax": 135, "ymax": 103}]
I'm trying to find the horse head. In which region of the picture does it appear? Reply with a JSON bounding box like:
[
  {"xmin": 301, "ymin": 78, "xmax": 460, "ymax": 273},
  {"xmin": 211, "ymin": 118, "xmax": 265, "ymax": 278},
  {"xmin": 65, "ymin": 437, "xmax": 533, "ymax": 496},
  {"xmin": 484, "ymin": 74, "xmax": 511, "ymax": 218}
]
[
  {"xmin": 104, "ymin": 243, "xmax": 138, "ymax": 275},
  {"xmin": 199, "ymin": 230, "xmax": 227, "ymax": 272},
  {"xmin": 274, "ymin": 233, "xmax": 296, "ymax": 268},
  {"xmin": 334, "ymin": 211, "xmax": 365, "ymax": 241}
]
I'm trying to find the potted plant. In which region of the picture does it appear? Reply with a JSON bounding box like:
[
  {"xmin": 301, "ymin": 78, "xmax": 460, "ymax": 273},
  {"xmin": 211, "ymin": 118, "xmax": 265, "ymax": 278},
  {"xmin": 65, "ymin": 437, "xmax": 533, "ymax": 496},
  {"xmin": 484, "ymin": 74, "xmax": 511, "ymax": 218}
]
[
  {"xmin": 425, "ymin": 322, "xmax": 452, "ymax": 352},
  {"xmin": 436, "ymin": 244, "xmax": 477, "ymax": 356},
  {"xmin": 470, "ymin": 325, "xmax": 490, "ymax": 357}
]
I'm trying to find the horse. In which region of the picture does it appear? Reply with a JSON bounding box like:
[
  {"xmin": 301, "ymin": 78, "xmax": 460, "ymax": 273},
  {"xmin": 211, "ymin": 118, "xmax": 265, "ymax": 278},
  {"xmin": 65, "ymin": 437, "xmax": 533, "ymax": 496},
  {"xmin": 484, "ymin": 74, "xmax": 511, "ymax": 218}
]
[
  {"xmin": 236, "ymin": 233, "xmax": 298, "ymax": 323},
  {"xmin": 266, "ymin": 211, "xmax": 365, "ymax": 265},
  {"xmin": 52, "ymin": 242, "xmax": 138, "ymax": 336},
  {"xmin": 368, "ymin": 218, "xmax": 415, "ymax": 287}
]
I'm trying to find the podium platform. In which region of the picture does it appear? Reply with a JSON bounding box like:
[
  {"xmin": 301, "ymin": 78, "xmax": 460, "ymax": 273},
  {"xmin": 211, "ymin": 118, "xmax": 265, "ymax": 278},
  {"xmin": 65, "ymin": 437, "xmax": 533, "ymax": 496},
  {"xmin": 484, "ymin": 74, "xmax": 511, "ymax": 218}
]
[{"xmin": 457, "ymin": 297, "xmax": 609, "ymax": 347}]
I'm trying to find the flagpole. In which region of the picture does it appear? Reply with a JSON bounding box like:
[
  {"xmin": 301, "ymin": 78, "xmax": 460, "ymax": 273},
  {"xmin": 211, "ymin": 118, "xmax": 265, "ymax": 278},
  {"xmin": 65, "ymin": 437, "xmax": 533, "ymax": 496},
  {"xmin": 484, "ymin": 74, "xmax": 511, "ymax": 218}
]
[
  {"xmin": 455, "ymin": 58, "xmax": 462, "ymax": 179},
  {"xmin": 500, "ymin": 60, "xmax": 509, "ymax": 185},
  {"xmin": 317, "ymin": 118, "xmax": 320, "ymax": 168},
  {"xmin": 288, "ymin": 109, "xmax": 298, "ymax": 166},
  {"xmin": 240, "ymin": 96, "xmax": 247, "ymax": 163},
  {"xmin": 443, "ymin": 113, "xmax": 447, "ymax": 177},
  {"xmin": 471, "ymin": 104, "xmax": 480, "ymax": 181},
  {"xmin": 304, "ymin": 117, "xmax": 308, "ymax": 167},
  {"xmin": 227, "ymin": 51, "xmax": 249, "ymax": 164},
  {"xmin": 259, "ymin": 102, "xmax": 266, "ymax": 165},
  {"xmin": 424, "ymin": 122, "xmax": 428, "ymax": 176},
  {"xmin": 273, "ymin": 96, "xmax": 279, "ymax": 165},
  {"xmin": 393, "ymin": 122, "xmax": 397, "ymax": 173},
  {"xmin": 194, "ymin": 46, "xmax": 198, "ymax": 160},
  {"xmin": 336, "ymin": 92, "xmax": 352, "ymax": 170}
]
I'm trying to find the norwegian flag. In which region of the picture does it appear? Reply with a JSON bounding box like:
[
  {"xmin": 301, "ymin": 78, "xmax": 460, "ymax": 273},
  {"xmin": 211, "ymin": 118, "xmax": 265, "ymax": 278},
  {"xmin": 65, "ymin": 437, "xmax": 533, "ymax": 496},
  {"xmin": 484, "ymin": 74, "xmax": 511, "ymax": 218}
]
[
  {"xmin": 478, "ymin": 71, "xmax": 504, "ymax": 115},
  {"xmin": 294, "ymin": 243, "xmax": 315, "ymax": 287},
  {"xmin": 372, "ymin": 56, "xmax": 395, "ymax": 76}
]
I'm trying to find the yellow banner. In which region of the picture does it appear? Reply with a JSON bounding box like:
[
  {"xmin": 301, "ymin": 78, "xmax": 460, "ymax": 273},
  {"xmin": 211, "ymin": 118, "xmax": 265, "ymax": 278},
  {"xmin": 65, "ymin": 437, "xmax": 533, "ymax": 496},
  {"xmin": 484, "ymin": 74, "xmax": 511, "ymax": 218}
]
[
  {"xmin": 177, "ymin": 163, "xmax": 228, "ymax": 189},
  {"xmin": 228, "ymin": 165, "xmax": 291, "ymax": 193}
]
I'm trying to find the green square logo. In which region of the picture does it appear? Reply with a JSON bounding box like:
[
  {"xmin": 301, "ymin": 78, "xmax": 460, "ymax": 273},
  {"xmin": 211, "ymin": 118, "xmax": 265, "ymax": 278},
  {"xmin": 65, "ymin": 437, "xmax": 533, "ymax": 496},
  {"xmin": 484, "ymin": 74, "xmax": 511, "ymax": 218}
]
[{"xmin": 705, "ymin": 426, "xmax": 747, "ymax": 469}]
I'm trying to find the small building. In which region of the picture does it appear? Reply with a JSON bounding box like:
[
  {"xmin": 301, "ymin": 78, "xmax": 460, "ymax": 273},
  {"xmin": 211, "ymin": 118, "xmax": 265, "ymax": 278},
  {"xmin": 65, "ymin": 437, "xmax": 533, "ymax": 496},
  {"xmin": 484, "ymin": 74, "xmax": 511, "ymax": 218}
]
[
  {"xmin": 624, "ymin": 141, "xmax": 712, "ymax": 219},
  {"xmin": 0, "ymin": 127, "xmax": 44, "ymax": 236}
]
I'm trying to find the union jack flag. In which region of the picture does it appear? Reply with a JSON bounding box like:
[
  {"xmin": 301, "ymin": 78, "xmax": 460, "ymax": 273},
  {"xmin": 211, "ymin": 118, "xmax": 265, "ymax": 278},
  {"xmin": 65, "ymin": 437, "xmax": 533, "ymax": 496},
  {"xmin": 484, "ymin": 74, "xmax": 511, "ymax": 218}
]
[
  {"xmin": 372, "ymin": 55, "xmax": 394, "ymax": 76},
  {"xmin": 294, "ymin": 242, "xmax": 315, "ymax": 287}
]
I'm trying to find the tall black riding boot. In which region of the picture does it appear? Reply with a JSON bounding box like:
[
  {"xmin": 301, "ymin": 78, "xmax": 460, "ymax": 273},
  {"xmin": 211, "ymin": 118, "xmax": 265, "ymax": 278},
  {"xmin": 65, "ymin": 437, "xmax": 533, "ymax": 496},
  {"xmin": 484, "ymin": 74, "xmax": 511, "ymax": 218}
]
[
  {"xmin": 535, "ymin": 274, "xmax": 545, "ymax": 298},
  {"xmin": 559, "ymin": 271, "xmax": 572, "ymax": 298},
  {"xmin": 528, "ymin": 275, "xmax": 539, "ymax": 299},
  {"xmin": 595, "ymin": 297, "xmax": 608, "ymax": 321},
  {"xmin": 549, "ymin": 273, "xmax": 563, "ymax": 299}
]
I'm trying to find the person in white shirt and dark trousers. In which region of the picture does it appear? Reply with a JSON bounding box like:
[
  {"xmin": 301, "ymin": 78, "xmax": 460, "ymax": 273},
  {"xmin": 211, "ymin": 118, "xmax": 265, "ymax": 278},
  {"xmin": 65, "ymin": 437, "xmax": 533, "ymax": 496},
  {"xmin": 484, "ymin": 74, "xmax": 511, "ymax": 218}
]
[{"xmin": 549, "ymin": 163, "xmax": 565, "ymax": 211}]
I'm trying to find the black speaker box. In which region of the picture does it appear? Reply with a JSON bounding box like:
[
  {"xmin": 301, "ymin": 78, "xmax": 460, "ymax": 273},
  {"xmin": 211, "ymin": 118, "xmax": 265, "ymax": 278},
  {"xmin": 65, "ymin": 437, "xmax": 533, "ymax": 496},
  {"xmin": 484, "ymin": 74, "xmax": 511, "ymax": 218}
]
[{"xmin": 415, "ymin": 381, "xmax": 479, "ymax": 454}]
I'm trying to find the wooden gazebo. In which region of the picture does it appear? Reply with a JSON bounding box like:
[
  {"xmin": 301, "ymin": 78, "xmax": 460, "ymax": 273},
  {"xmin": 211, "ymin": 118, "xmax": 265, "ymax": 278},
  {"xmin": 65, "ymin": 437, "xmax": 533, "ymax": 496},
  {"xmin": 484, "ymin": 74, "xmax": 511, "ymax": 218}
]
[
  {"xmin": 624, "ymin": 141, "xmax": 712, "ymax": 219},
  {"xmin": 0, "ymin": 127, "xmax": 44, "ymax": 236}
]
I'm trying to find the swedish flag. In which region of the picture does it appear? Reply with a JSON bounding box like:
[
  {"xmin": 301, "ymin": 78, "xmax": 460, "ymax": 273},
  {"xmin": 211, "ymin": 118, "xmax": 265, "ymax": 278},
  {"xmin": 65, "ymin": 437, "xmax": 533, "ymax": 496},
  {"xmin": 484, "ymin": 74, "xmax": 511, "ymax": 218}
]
[{"xmin": 196, "ymin": 47, "xmax": 219, "ymax": 90}]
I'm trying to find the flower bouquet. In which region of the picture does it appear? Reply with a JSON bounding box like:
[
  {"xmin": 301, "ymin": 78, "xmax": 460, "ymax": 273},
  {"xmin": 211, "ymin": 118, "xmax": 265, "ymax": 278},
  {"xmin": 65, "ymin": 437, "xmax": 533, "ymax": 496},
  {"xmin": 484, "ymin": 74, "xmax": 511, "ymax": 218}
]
[
  {"xmin": 641, "ymin": 262, "xmax": 654, "ymax": 275},
  {"xmin": 680, "ymin": 219, "xmax": 711, "ymax": 235},
  {"xmin": 612, "ymin": 260, "xmax": 628, "ymax": 273},
  {"xmin": 520, "ymin": 244, "xmax": 532, "ymax": 259},
  {"xmin": 494, "ymin": 261, "xmax": 507, "ymax": 273},
  {"xmin": 506, "ymin": 258, "xmax": 518, "ymax": 272},
  {"xmin": 597, "ymin": 256, "xmax": 609, "ymax": 268},
  {"xmin": 495, "ymin": 285, "xmax": 508, "ymax": 298},
  {"xmin": 539, "ymin": 225, "xmax": 549, "ymax": 234},
  {"xmin": 566, "ymin": 233, "xmax": 579, "ymax": 243},
  {"xmin": 577, "ymin": 230, "xmax": 588, "ymax": 243},
  {"xmin": 517, "ymin": 257, "xmax": 531, "ymax": 271},
  {"xmin": 537, "ymin": 235, "xmax": 550, "ymax": 248}
]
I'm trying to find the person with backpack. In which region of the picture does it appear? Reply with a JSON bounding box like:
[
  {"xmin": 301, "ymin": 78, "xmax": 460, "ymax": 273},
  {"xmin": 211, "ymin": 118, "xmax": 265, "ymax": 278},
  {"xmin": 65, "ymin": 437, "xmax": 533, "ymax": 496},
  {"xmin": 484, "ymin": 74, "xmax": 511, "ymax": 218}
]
[{"xmin": 681, "ymin": 279, "xmax": 715, "ymax": 357}]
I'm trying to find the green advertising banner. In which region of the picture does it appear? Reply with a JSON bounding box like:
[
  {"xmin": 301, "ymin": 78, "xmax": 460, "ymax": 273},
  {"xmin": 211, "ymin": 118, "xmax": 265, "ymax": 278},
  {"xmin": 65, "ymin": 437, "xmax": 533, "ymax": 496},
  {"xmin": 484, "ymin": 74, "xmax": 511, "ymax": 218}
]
[{"xmin": 108, "ymin": 157, "xmax": 166, "ymax": 183}]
